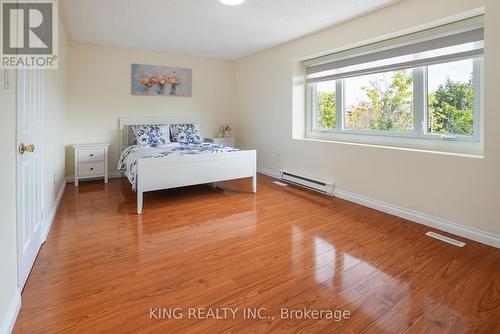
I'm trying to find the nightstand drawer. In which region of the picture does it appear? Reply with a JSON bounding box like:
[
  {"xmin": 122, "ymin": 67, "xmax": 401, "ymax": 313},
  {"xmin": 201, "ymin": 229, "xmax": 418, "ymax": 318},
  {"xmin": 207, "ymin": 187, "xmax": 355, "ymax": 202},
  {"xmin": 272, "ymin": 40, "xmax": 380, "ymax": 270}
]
[
  {"xmin": 73, "ymin": 143, "xmax": 109, "ymax": 187},
  {"xmin": 78, "ymin": 148, "xmax": 105, "ymax": 163},
  {"xmin": 78, "ymin": 162, "xmax": 105, "ymax": 176}
]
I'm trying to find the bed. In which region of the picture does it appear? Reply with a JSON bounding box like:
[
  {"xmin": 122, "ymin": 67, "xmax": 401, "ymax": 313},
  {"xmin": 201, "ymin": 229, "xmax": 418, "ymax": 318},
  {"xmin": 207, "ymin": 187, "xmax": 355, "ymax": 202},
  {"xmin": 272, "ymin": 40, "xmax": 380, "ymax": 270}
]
[{"xmin": 118, "ymin": 117, "xmax": 257, "ymax": 214}]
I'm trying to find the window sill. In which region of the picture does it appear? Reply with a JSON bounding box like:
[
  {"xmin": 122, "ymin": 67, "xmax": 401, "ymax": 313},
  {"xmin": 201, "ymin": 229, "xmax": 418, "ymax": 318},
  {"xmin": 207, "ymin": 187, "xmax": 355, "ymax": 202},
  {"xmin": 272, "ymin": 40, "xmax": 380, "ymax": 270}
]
[{"xmin": 298, "ymin": 132, "xmax": 484, "ymax": 158}]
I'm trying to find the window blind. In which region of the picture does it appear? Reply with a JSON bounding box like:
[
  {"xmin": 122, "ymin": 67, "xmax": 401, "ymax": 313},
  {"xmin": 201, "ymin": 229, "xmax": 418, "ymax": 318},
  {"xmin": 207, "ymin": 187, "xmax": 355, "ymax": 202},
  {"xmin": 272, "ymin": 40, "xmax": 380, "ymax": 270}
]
[{"xmin": 304, "ymin": 15, "xmax": 484, "ymax": 83}]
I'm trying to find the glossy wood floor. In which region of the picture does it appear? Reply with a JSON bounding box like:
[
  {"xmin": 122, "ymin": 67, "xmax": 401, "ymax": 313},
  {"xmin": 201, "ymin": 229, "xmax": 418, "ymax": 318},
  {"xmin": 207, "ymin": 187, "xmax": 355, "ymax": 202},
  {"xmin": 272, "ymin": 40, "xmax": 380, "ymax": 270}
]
[{"xmin": 13, "ymin": 175, "xmax": 500, "ymax": 333}]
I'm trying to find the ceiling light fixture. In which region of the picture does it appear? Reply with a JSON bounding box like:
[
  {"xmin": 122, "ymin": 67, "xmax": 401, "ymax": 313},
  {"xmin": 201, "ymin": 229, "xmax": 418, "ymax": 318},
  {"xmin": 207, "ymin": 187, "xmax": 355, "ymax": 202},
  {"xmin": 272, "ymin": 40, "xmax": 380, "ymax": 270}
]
[{"xmin": 219, "ymin": 0, "xmax": 245, "ymax": 6}]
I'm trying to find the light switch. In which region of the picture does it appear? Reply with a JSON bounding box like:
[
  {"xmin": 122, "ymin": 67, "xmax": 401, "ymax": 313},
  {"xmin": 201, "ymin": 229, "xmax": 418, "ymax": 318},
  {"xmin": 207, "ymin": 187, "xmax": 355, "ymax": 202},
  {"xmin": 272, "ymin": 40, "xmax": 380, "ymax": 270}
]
[{"xmin": 3, "ymin": 70, "xmax": 11, "ymax": 89}]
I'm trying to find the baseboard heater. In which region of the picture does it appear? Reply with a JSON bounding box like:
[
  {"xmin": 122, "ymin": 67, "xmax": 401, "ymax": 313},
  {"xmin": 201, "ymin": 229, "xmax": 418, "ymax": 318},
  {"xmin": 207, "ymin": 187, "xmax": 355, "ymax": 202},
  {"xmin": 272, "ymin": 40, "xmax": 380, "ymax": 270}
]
[{"xmin": 280, "ymin": 170, "xmax": 334, "ymax": 196}]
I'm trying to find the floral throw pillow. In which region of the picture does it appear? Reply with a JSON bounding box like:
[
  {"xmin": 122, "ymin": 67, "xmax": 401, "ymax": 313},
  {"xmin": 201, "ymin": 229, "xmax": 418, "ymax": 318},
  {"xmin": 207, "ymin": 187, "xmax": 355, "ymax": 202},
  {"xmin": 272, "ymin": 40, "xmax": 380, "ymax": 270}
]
[
  {"xmin": 131, "ymin": 125, "xmax": 170, "ymax": 147},
  {"xmin": 170, "ymin": 123, "xmax": 203, "ymax": 143}
]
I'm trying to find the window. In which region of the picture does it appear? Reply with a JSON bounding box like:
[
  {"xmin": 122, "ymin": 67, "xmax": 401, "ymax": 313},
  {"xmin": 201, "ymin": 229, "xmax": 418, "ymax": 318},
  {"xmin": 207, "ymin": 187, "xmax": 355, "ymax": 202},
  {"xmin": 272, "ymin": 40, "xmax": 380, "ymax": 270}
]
[
  {"xmin": 313, "ymin": 80, "xmax": 336, "ymax": 129},
  {"xmin": 305, "ymin": 16, "xmax": 483, "ymax": 152},
  {"xmin": 343, "ymin": 69, "xmax": 414, "ymax": 133},
  {"xmin": 427, "ymin": 59, "xmax": 475, "ymax": 136}
]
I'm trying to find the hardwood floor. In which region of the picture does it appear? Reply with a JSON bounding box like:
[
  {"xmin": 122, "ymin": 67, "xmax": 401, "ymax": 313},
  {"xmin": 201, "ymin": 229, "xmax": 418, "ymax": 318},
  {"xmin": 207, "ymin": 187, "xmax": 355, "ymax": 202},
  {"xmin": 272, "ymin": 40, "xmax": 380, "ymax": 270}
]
[{"xmin": 13, "ymin": 175, "xmax": 500, "ymax": 333}]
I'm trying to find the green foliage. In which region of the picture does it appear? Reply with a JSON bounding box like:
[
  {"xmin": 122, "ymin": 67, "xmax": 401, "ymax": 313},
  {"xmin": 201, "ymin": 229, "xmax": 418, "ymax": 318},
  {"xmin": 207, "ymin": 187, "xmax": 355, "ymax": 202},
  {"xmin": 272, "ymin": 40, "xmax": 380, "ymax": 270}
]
[
  {"xmin": 316, "ymin": 91, "xmax": 336, "ymax": 128},
  {"xmin": 428, "ymin": 78, "xmax": 474, "ymax": 135},
  {"xmin": 347, "ymin": 71, "xmax": 414, "ymax": 132},
  {"xmin": 315, "ymin": 70, "xmax": 474, "ymax": 137}
]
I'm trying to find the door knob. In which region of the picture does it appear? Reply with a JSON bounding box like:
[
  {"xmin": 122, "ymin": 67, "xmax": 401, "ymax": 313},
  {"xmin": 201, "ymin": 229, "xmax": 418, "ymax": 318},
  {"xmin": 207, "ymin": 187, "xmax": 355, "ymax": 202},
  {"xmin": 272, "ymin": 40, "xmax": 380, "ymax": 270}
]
[{"xmin": 19, "ymin": 143, "xmax": 35, "ymax": 154}]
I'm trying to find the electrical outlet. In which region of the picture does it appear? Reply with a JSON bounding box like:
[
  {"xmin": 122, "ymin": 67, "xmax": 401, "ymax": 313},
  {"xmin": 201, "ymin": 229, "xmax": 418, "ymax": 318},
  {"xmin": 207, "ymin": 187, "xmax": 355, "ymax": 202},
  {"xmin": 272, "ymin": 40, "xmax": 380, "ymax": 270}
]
[{"xmin": 276, "ymin": 153, "xmax": 281, "ymax": 161}]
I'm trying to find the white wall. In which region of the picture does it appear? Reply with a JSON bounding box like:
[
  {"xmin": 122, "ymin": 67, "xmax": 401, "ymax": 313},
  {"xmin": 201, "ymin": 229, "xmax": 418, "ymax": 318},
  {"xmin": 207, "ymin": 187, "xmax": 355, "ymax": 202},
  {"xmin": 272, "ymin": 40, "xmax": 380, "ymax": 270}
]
[
  {"xmin": 235, "ymin": 0, "xmax": 500, "ymax": 238},
  {"xmin": 66, "ymin": 43, "xmax": 236, "ymax": 175},
  {"xmin": 0, "ymin": 69, "xmax": 19, "ymax": 332},
  {"xmin": 0, "ymin": 12, "xmax": 68, "ymax": 331}
]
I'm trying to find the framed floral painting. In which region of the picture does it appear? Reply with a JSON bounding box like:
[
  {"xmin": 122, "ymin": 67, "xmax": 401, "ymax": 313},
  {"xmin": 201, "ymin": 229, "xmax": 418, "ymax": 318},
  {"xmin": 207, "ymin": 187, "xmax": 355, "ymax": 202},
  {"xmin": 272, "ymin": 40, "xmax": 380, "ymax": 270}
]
[{"xmin": 131, "ymin": 63, "xmax": 192, "ymax": 97}]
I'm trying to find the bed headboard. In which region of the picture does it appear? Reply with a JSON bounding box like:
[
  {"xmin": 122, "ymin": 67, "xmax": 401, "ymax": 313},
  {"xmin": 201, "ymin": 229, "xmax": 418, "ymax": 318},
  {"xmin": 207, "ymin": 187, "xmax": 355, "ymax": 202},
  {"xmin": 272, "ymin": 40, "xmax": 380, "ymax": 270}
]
[{"xmin": 119, "ymin": 116, "xmax": 201, "ymax": 153}]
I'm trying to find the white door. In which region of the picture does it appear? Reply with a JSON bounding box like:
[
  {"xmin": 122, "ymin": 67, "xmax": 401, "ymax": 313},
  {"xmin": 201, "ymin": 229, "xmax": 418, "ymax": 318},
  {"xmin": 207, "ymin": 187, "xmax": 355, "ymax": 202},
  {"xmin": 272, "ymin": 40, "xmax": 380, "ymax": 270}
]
[{"xmin": 17, "ymin": 69, "xmax": 43, "ymax": 290}]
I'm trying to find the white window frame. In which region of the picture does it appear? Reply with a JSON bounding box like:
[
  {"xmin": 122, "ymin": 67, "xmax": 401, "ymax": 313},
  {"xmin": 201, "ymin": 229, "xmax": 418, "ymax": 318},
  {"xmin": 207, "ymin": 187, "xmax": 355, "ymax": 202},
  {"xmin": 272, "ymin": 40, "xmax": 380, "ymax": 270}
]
[{"xmin": 304, "ymin": 19, "xmax": 484, "ymax": 155}]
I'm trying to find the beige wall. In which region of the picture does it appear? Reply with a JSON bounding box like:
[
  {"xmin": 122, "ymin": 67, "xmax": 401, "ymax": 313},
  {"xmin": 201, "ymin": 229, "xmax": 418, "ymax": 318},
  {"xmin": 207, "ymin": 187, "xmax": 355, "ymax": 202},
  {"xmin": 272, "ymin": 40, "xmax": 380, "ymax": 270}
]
[
  {"xmin": 44, "ymin": 18, "xmax": 69, "ymax": 232},
  {"xmin": 0, "ymin": 68, "xmax": 19, "ymax": 329},
  {"xmin": 66, "ymin": 43, "xmax": 236, "ymax": 175},
  {"xmin": 235, "ymin": 0, "xmax": 500, "ymax": 236}
]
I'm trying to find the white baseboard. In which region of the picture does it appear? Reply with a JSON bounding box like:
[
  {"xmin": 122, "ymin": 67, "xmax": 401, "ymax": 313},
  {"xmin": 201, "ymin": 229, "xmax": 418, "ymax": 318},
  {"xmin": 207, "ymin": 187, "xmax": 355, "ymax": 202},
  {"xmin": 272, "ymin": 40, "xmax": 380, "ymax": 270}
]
[
  {"xmin": 334, "ymin": 188, "xmax": 500, "ymax": 249},
  {"xmin": 0, "ymin": 289, "xmax": 21, "ymax": 334},
  {"xmin": 259, "ymin": 167, "xmax": 500, "ymax": 249},
  {"xmin": 42, "ymin": 180, "xmax": 66, "ymax": 242},
  {"xmin": 257, "ymin": 167, "xmax": 281, "ymax": 179},
  {"xmin": 66, "ymin": 170, "xmax": 123, "ymax": 183}
]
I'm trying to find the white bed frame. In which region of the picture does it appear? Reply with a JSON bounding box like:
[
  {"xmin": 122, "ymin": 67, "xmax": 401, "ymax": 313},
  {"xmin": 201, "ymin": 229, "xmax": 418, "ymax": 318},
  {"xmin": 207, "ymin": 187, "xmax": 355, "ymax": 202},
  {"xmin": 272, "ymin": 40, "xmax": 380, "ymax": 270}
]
[{"xmin": 119, "ymin": 117, "xmax": 257, "ymax": 214}]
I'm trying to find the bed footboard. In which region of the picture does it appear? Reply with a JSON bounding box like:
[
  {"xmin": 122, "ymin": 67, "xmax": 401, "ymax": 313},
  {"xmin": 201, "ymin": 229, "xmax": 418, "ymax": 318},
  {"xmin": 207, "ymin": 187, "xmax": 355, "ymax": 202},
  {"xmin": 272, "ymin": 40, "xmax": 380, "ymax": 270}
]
[{"xmin": 136, "ymin": 150, "xmax": 257, "ymax": 214}]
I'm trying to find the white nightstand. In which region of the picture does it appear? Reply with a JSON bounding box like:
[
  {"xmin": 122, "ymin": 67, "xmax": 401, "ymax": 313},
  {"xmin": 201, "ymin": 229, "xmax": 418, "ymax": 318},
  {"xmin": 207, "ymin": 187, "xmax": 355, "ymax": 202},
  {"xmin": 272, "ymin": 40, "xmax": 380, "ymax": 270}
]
[
  {"xmin": 211, "ymin": 137, "xmax": 236, "ymax": 147},
  {"xmin": 73, "ymin": 143, "xmax": 109, "ymax": 187}
]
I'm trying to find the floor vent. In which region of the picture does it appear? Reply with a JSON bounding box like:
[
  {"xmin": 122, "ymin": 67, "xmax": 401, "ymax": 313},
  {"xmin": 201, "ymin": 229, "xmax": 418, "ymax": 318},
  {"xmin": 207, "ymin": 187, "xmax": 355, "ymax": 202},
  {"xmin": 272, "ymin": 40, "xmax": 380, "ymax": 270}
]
[
  {"xmin": 280, "ymin": 170, "xmax": 334, "ymax": 196},
  {"xmin": 425, "ymin": 231, "xmax": 466, "ymax": 247}
]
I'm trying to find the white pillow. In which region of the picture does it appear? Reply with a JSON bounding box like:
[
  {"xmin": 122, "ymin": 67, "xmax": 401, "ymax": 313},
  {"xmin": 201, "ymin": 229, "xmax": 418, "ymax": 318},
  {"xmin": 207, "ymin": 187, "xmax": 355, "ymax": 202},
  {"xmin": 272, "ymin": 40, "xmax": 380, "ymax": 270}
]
[{"xmin": 131, "ymin": 125, "xmax": 171, "ymax": 147}]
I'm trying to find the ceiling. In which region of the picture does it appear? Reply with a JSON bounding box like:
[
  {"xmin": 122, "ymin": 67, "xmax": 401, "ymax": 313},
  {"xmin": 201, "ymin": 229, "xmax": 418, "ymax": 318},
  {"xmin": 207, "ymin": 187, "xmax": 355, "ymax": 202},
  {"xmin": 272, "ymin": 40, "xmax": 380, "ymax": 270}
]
[{"xmin": 61, "ymin": 0, "xmax": 400, "ymax": 60}]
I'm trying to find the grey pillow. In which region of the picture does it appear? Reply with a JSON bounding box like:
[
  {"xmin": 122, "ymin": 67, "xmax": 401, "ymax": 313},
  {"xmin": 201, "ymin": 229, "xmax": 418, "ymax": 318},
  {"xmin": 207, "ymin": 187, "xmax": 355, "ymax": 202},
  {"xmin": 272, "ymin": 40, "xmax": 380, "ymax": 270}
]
[{"xmin": 170, "ymin": 123, "xmax": 203, "ymax": 143}]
